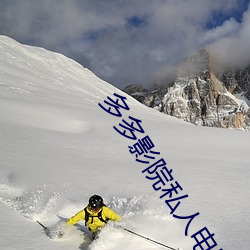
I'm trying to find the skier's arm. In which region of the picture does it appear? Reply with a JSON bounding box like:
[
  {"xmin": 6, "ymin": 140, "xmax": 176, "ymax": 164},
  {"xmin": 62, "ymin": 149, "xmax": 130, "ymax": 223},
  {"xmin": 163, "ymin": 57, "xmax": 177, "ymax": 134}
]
[
  {"xmin": 104, "ymin": 207, "xmax": 122, "ymax": 222},
  {"xmin": 67, "ymin": 209, "xmax": 85, "ymax": 225}
]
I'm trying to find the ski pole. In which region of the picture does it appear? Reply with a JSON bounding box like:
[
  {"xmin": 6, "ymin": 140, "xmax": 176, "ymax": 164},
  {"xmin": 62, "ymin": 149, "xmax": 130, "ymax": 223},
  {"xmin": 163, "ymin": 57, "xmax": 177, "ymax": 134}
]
[
  {"xmin": 122, "ymin": 227, "xmax": 179, "ymax": 250},
  {"xmin": 37, "ymin": 220, "xmax": 48, "ymax": 231}
]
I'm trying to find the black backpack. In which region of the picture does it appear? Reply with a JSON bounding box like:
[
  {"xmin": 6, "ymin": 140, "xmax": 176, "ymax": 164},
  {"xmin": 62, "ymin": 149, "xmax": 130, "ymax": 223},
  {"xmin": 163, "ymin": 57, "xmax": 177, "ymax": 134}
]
[{"xmin": 84, "ymin": 206, "xmax": 109, "ymax": 226}]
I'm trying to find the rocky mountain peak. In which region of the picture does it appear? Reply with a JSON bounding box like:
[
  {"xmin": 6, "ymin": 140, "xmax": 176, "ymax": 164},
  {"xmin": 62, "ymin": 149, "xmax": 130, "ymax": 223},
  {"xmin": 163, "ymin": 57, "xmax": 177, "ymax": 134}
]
[
  {"xmin": 123, "ymin": 49, "xmax": 250, "ymax": 130},
  {"xmin": 177, "ymin": 48, "xmax": 210, "ymax": 78}
]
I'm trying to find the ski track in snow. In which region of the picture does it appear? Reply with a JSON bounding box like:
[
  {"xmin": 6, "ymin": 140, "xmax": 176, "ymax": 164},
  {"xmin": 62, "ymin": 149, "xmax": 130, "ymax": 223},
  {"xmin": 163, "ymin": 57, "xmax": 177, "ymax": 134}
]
[{"xmin": 0, "ymin": 99, "xmax": 92, "ymax": 134}]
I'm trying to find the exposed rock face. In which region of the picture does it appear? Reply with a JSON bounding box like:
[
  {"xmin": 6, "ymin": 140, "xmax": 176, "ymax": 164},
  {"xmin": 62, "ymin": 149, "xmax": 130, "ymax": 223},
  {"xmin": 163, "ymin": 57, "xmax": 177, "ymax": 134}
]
[
  {"xmin": 123, "ymin": 84, "xmax": 147, "ymax": 103},
  {"xmin": 217, "ymin": 66, "xmax": 250, "ymax": 99},
  {"xmin": 123, "ymin": 49, "xmax": 250, "ymax": 130}
]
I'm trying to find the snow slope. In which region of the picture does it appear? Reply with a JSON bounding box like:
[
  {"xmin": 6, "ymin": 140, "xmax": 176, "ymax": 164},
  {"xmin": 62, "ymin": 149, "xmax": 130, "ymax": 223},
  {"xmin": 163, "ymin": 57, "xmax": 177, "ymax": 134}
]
[{"xmin": 0, "ymin": 36, "xmax": 249, "ymax": 250}]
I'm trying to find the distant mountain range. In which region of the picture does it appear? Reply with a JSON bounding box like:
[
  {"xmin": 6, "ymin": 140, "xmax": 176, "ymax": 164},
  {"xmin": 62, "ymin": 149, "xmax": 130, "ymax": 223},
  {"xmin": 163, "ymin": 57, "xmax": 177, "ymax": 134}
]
[{"xmin": 123, "ymin": 49, "xmax": 250, "ymax": 130}]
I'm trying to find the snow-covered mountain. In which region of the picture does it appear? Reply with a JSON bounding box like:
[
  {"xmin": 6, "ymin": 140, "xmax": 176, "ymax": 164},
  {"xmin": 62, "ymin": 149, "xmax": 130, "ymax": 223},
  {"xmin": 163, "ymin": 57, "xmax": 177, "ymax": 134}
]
[
  {"xmin": 0, "ymin": 36, "xmax": 250, "ymax": 250},
  {"xmin": 124, "ymin": 49, "xmax": 250, "ymax": 130}
]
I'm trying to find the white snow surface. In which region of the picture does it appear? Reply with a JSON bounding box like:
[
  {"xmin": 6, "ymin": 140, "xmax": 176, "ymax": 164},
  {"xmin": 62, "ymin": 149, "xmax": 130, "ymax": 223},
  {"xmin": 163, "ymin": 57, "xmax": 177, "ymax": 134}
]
[{"xmin": 0, "ymin": 35, "xmax": 250, "ymax": 250}]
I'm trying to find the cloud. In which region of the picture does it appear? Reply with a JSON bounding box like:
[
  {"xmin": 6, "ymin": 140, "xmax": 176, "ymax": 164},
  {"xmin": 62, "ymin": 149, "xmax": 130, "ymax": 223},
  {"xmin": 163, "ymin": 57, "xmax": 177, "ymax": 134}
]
[
  {"xmin": 200, "ymin": 18, "xmax": 240, "ymax": 45},
  {"xmin": 0, "ymin": 0, "xmax": 249, "ymax": 89},
  {"xmin": 208, "ymin": 3, "xmax": 250, "ymax": 68}
]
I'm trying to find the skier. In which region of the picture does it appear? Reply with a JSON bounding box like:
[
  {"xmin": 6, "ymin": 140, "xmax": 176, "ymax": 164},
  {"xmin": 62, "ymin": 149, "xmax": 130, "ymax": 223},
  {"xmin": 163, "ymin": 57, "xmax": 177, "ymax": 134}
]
[{"xmin": 66, "ymin": 194, "xmax": 122, "ymax": 239}]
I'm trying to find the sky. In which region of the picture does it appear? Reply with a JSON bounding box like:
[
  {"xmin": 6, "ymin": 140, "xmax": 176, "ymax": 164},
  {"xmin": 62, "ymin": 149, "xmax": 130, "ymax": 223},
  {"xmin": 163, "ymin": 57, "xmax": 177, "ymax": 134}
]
[{"xmin": 0, "ymin": 0, "xmax": 249, "ymax": 89}]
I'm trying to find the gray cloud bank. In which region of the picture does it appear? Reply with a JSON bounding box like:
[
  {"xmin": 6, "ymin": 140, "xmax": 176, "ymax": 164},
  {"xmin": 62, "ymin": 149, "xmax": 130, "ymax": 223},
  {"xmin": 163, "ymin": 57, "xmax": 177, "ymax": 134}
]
[{"xmin": 0, "ymin": 0, "xmax": 249, "ymax": 89}]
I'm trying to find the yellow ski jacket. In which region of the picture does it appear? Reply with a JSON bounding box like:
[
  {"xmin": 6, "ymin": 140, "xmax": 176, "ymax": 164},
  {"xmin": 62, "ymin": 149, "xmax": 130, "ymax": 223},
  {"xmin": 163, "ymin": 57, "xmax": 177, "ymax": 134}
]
[{"xmin": 67, "ymin": 206, "xmax": 121, "ymax": 233}]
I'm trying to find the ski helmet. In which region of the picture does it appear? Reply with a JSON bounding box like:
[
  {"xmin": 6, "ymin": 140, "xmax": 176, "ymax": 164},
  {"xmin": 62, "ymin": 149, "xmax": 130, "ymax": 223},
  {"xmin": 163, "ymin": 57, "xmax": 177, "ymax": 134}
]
[{"xmin": 89, "ymin": 195, "xmax": 104, "ymax": 210}]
